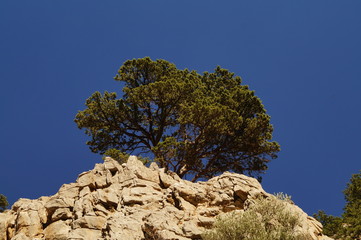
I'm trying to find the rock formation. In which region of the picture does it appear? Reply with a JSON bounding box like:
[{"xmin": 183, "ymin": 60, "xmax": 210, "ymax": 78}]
[{"xmin": 0, "ymin": 156, "xmax": 332, "ymax": 240}]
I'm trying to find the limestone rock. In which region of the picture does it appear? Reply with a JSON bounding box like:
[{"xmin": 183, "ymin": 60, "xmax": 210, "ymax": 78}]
[
  {"xmin": 43, "ymin": 220, "xmax": 70, "ymax": 240},
  {"xmin": 58, "ymin": 183, "xmax": 79, "ymax": 199},
  {"xmin": 104, "ymin": 212, "xmax": 144, "ymax": 240},
  {"xmin": 51, "ymin": 208, "xmax": 72, "ymax": 221},
  {"xmin": 68, "ymin": 228, "xmax": 102, "ymax": 239},
  {"xmin": 0, "ymin": 213, "xmax": 12, "ymax": 240},
  {"xmin": 45, "ymin": 197, "xmax": 74, "ymax": 210},
  {"xmin": 126, "ymin": 156, "xmax": 160, "ymax": 184},
  {"xmin": 76, "ymin": 171, "xmax": 95, "ymax": 189},
  {"xmin": 72, "ymin": 216, "xmax": 106, "ymax": 230},
  {"xmin": 15, "ymin": 210, "xmax": 43, "ymax": 238},
  {"xmin": 0, "ymin": 156, "xmax": 334, "ymax": 240},
  {"xmin": 9, "ymin": 233, "xmax": 30, "ymax": 240}
]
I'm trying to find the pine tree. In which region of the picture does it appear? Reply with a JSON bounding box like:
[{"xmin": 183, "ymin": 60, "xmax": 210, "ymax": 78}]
[
  {"xmin": 314, "ymin": 170, "xmax": 361, "ymax": 240},
  {"xmin": 75, "ymin": 57, "xmax": 280, "ymax": 181}
]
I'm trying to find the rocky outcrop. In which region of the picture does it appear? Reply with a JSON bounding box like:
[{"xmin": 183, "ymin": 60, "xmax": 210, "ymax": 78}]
[{"xmin": 0, "ymin": 156, "xmax": 332, "ymax": 240}]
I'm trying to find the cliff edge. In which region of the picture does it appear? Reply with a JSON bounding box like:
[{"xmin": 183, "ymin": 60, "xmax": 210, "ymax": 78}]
[{"xmin": 0, "ymin": 156, "xmax": 332, "ymax": 240}]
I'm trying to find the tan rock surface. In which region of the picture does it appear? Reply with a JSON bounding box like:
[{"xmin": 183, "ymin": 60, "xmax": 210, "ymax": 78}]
[
  {"xmin": 0, "ymin": 156, "xmax": 333, "ymax": 240},
  {"xmin": 43, "ymin": 220, "xmax": 70, "ymax": 240}
]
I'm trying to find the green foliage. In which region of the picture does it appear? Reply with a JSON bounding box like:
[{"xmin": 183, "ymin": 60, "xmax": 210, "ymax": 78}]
[
  {"xmin": 0, "ymin": 194, "xmax": 9, "ymax": 212},
  {"xmin": 102, "ymin": 148, "xmax": 130, "ymax": 164},
  {"xmin": 313, "ymin": 170, "xmax": 361, "ymax": 240},
  {"xmin": 341, "ymin": 170, "xmax": 361, "ymax": 239},
  {"xmin": 313, "ymin": 210, "xmax": 342, "ymax": 238},
  {"xmin": 103, "ymin": 148, "xmax": 150, "ymax": 165},
  {"xmin": 202, "ymin": 194, "xmax": 306, "ymax": 240},
  {"xmin": 75, "ymin": 57, "xmax": 280, "ymax": 181}
]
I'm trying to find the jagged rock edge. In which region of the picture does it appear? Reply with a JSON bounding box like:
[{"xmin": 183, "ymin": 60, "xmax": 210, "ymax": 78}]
[{"xmin": 0, "ymin": 156, "xmax": 333, "ymax": 240}]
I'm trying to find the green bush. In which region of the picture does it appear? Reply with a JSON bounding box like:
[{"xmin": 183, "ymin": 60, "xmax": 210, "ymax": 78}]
[
  {"xmin": 202, "ymin": 194, "xmax": 306, "ymax": 240},
  {"xmin": 0, "ymin": 194, "xmax": 9, "ymax": 212},
  {"xmin": 103, "ymin": 148, "xmax": 150, "ymax": 165},
  {"xmin": 103, "ymin": 148, "xmax": 130, "ymax": 164}
]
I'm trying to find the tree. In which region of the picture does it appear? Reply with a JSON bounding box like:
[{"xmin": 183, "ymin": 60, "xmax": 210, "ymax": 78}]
[
  {"xmin": 75, "ymin": 57, "xmax": 280, "ymax": 181},
  {"xmin": 0, "ymin": 194, "xmax": 9, "ymax": 212},
  {"xmin": 314, "ymin": 170, "xmax": 361, "ymax": 240},
  {"xmin": 313, "ymin": 210, "xmax": 342, "ymax": 238},
  {"xmin": 342, "ymin": 170, "xmax": 361, "ymax": 239}
]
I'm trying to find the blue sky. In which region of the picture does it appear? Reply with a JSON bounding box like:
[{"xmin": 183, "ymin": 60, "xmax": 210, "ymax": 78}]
[{"xmin": 1, "ymin": 1, "xmax": 360, "ymax": 217}]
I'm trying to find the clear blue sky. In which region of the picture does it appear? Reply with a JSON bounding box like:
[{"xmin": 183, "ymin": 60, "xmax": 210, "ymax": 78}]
[{"xmin": 1, "ymin": 1, "xmax": 360, "ymax": 217}]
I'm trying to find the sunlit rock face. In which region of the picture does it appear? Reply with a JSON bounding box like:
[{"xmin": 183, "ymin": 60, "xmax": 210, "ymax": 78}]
[{"xmin": 0, "ymin": 156, "xmax": 332, "ymax": 240}]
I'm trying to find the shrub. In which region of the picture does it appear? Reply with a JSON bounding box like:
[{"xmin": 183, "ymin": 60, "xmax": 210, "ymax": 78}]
[
  {"xmin": 201, "ymin": 194, "xmax": 306, "ymax": 240},
  {"xmin": 0, "ymin": 194, "xmax": 9, "ymax": 212},
  {"xmin": 103, "ymin": 148, "xmax": 150, "ymax": 165},
  {"xmin": 103, "ymin": 148, "xmax": 130, "ymax": 164}
]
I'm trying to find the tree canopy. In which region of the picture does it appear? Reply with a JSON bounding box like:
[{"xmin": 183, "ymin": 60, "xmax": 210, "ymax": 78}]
[
  {"xmin": 314, "ymin": 170, "xmax": 361, "ymax": 240},
  {"xmin": 342, "ymin": 170, "xmax": 361, "ymax": 239},
  {"xmin": 75, "ymin": 57, "xmax": 280, "ymax": 181}
]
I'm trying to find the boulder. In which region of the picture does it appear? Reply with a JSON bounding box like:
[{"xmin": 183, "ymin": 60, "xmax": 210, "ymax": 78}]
[
  {"xmin": 0, "ymin": 213, "xmax": 11, "ymax": 240},
  {"xmin": 68, "ymin": 228, "xmax": 102, "ymax": 239},
  {"xmin": 43, "ymin": 220, "xmax": 70, "ymax": 240},
  {"xmin": 76, "ymin": 171, "xmax": 96, "ymax": 189},
  {"xmin": 72, "ymin": 216, "xmax": 106, "ymax": 230},
  {"xmin": 15, "ymin": 210, "xmax": 43, "ymax": 237},
  {"xmin": 8, "ymin": 233, "xmax": 30, "ymax": 240},
  {"xmin": 51, "ymin": 208, "xmax": 72, "ymax": 221}
]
